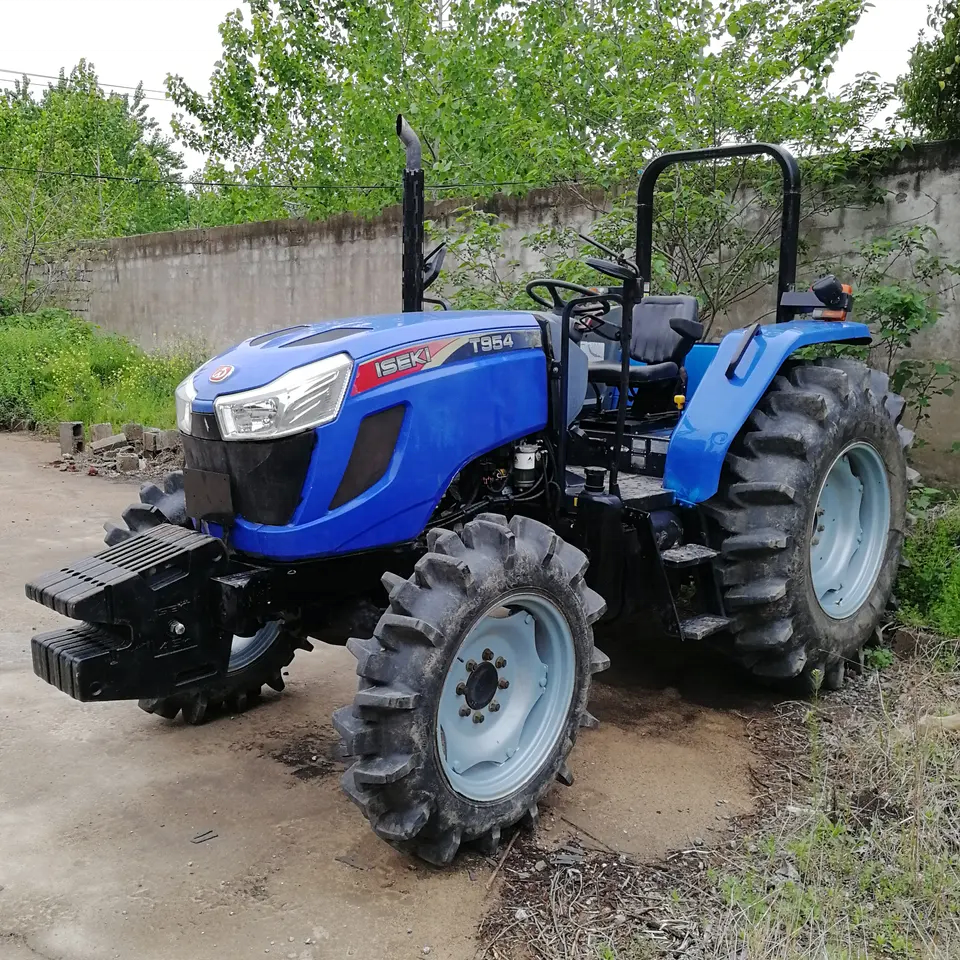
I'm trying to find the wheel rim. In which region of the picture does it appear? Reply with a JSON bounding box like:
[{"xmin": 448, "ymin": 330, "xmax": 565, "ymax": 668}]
[
  {"xmin": 228, "ymin": 621, "xmax": 281, "ymax": 673},
  {"xmin": 810, "ymin": 442, "xmax": 890, "ymax": 620},
  {"xmin": 436, "ymin": 592, "xmax": 576, "ymax": 802}
]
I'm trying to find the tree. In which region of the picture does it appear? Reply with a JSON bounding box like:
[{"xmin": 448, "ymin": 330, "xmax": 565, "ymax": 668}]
[
  {"xmin": 0, "ymin": 61, "xmax": 187, "ymax": 312},
  {"xmin": 168, "ymin": 0, "xmax": 889, "ymax": 225},
  {"xmin": 899, "ymin": 1, "xmax": 960, "ymax": 141}
]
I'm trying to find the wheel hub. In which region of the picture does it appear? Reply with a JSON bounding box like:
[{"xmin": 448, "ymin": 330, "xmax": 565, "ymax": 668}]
[
  {"xmin": 436, "ymin": 593, "xmax": 575, "ymax": 802},
  {"xmin": 464, "ymin": 660, "xmax": 499, "ymax": 710},
  {"xmin": 810, "ymin": 442, "xmax": 891, "ymax": 619}
]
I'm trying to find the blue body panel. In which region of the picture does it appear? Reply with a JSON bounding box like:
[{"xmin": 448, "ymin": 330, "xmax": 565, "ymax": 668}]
[
  {"xmin": 191, "ymin": 311, "xmax": 548, "ymax": 561},
  {"xmin": 663, "ymin": 320, "xmax": 871, "ymax": 505}
]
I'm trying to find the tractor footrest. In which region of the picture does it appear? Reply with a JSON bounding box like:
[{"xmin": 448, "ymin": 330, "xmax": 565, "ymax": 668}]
[
  {"xmin": 680, "ymin": 615, "xmax": 731, "ymax": 641},
  {"xmin": 618, "ymin": 473, "xmax": 675, "ymax": 511},
  {"xmin": 661, "ymin": 543, "xmax": 718, "ymax": 568},
  {"xmin": 32, "ymin": 623, "xmax": 130, "ymax": 701}
]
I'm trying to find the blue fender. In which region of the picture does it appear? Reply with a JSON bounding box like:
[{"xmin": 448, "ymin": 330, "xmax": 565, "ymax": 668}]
[{"xmin": 664, "ymin": 320, "xmax": 871, "ymax": 504}]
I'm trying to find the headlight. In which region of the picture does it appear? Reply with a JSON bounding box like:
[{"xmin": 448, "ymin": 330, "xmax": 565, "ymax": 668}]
[
  {"xmin": 175, "ymin": 374, "xmax": 198, "ymax": 434},
  {"xmin": 214, "ymin": 353, "xmax": 353, "ymax": 441}
]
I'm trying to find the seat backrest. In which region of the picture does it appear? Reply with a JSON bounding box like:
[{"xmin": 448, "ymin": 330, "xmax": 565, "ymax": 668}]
[{"xmin": 629, "ymin": 295, "xmax": 701, "ymax": 366}]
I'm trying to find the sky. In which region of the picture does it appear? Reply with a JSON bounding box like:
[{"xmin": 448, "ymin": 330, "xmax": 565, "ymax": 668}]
[{"xmin": 0, "ymin": 0, "xmax": 938, "ymax": 174}]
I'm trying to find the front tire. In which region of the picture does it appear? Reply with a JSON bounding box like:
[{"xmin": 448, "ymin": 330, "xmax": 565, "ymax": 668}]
[
  {"xmin": 104, "ymin": 470, "xmax": 311, "ymax": 724},
  {"xmin": 705, "ymin": 359, "xmax": 909, "ymax": 688},
  {"xmin": 334, "ymin": 514, "xmax": 608, "ymax": 865}
]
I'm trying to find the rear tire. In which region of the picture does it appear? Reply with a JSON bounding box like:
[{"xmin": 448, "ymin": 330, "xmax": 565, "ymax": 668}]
[
  {"xmin": 104, "ymin": 470, "xmax": 311, "ymax": 724},
  {"xmin": 705, "ymin": 359, "xmax": 909, "ymax": 689},
  {"xmin": 334, "ymin": 514, "xmax": 608, "ymax": 865}
]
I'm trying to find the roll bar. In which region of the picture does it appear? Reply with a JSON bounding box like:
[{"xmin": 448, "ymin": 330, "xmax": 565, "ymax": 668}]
[{"xmin": 635, "ymin": 144, "xmax": 801, "ymax": 324}]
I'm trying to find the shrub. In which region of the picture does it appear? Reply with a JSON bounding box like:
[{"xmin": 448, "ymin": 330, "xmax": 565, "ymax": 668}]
[{"xmin": 0, "ymin": 310, "xmax": 204, "ymax": 431}]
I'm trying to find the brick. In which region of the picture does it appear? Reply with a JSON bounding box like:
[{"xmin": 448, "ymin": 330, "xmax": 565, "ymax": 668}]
[
  {"xmin": 159, "ymin": 429, "xmax": 181, "ymax": 451},
  {"xmin": 59, "ymin": 421, "xmax": 84, "ymax": 455},
  {"xmin": 122, "ymin": 422, "xmax": 144, "ymax": 443},
  {"xmin": 90, "ymin": 432, "xmax": 127, "ymax": 454},
  {"xmin": 143, "ymin": 428, "xmax": 162, "ymax": 454},
  {"xmin": 116, "ymin": 452, "xmax": 140, "ymax": 472},
  {"xmin": 91, "ymin": 423, "xmax": 113, "ymax": 442}
]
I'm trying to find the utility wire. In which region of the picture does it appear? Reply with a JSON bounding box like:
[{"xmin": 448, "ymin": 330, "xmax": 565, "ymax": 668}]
[
  {"xmin": 0, "ymin": 161, "xmax": 605, "ymax": 193},
  {"xmin": 0, "ymin": 70, "xmax": 172, "ymax": 104}
]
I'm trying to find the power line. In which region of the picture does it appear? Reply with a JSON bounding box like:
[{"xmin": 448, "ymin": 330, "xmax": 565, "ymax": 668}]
[
  {"xmin": 0, "ymin": 161, "xmax": 604, "ymax": 193},
  {"xmin": 0, "ymin": 70, "xmax": 172, "ymax": 104}
]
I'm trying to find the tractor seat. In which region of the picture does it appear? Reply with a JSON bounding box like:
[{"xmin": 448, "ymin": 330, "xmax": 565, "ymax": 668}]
[{"xmin": 588, "ymin": 295, "xmax": 702, "ymax": 386}]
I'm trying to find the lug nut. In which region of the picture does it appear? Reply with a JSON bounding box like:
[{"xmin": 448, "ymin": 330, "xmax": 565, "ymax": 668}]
[
  {"xmin": 466, "ymin": 659, "xmax": 477, "ymax": 672},
  {"xmin": 812, "ymin": 537, "xmax": 820, "ymax": 546},
  {"xmin": 495, "ymin": 656, "xmax": 506, "ymax": 668},
  {"xmin": 817, "ymin": 524, "xmax": 825, "ymax": 533},
  {"xmin": 488, "ymin": 701, "xmax": 500, "ymax": 712},
  {"xmin": 459, "ymin": 706, "xmax": 470, "ymax": 717},
  {"xmin": 482, "ymin": 648, "xmax": 494, "ymax": 661},
  {"xmin": 498, "ymin": 678, "xmax": 510, "ymax": 689},
  {"xmin": 472, "ymin": 713, "xmax": 485, "ymax": 724},
  {"xmin": 456, "ymin": 682, "xmax": 466, "ymax": 696}
]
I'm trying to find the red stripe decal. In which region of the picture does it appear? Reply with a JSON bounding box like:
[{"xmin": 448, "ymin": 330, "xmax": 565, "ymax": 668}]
[{"xmin": 351, "ymin": 337, "xmax": 456, "ymax": 394}]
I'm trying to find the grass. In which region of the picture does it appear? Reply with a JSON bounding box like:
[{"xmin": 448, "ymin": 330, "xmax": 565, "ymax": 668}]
[
  {"xmin": 898, "ymin": 496, "xmax": 960, "ymax": 641},
  {"xmin": 0, "ymin": 309, "xmax": 204, "ymax": 432}
]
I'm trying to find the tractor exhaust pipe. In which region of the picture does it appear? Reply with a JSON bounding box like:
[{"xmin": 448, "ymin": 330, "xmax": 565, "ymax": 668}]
[{"xmin": 397, "ymin": 114, "xmax": 425, "ymax": 312}]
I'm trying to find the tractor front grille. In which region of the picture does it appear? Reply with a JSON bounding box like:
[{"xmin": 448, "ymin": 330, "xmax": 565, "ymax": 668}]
[{"xmin": 183, "ymin": 415, "xmax": 315, "ymax": 526}]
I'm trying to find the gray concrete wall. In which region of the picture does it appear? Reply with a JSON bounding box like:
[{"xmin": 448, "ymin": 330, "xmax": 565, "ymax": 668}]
[{"xmin": 66, "ymin": 143, "xmax": 960, "ymax": 482}]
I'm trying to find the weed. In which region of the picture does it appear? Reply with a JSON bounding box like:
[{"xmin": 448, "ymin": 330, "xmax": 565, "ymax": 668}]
[
  {"xmin": 0, "ymin": 310, "xmax": 203, "ymax": 432},
  {"xmin": 866, "ymin": 647, "xmax": 896, "ymax": 671}
]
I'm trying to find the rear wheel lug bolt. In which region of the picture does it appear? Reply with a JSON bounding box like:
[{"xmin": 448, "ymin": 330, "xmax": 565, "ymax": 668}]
[
  {"xmin": 459, "ymin": 706, "xmax": 470, "ymax": 717},
  {"xmin": 489, "ymin": 701, "xmax": 500, "ymax": 712},
  {"xmin": 498, "ymin": 678, "xmax": 510, "ymax": 689},
  {"xmin": 495, "ymin": 656, "xmax": 506, "ymax": 668},
  {"xmin": 817, "ymin": 524, "xmax": 825, "ymax": 533},
  {"xmin": 466, "ymin": 660, "xmax": 477, "ymax": 672},
  {"xmin": 482, "ymin": 649, "xmax": 494, "ymax": 661},
  {"xmin": 456, "ymin": 682, "xmax": 466, "ymax": 696},
  {"xmin": 472, "ymin": 712, "xmax": 485, "ymax": 724}
]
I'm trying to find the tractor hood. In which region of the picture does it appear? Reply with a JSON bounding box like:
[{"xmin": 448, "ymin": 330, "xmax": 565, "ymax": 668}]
[{"xmin": 190, "ymin": 310, "xmax": 539, "ymax": 403}]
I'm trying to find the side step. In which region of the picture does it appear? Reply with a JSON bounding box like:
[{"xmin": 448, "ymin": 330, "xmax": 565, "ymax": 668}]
[
  {"xmin": 661, "ymin": 543, "xmax": 718, "ymax": 568},
  {"xmin": 679, "ymin": 614, "xmax": 731, "ymax": 641},
  {"xmin": 617, "ymin": 474, "xmax": 675, "ymax": 511}
]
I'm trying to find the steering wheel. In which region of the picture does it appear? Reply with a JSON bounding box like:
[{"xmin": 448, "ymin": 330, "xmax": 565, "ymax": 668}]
[{"xmin": 525, "ymin": 278, "xmax": 613, "ymax": 318}]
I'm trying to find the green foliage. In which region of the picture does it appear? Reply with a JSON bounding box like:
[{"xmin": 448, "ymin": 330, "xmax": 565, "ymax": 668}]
[
  {"xmin": 865, "ymin": 646, "xmax": 895, "ymax": 670},
  {"xmin": 899, "ymin": 1, "xmax": 960, "ymax": 140},
  {"xmin": 168, "ymin": 0, "xmax": 887, "ymax": 225},
  {"xmin": 841, "ymin": 225, "xmax": 960, "ymax": 436},
  {"xmin": 0, "ymin": 310, "xmax": 202, "ymax": 431},
  {"xmin": 0, "ymin": 61, "xmax": 187, "ymax": 310},
  {"xmin": 898, "ymin": 499, "xmax": 960, "ymax": 638}
]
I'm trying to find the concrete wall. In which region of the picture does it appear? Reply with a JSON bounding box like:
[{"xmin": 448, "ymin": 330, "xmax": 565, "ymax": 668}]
[{"xmin": 66, "ymin": 143, "xmax": 960, "ymax": 482}]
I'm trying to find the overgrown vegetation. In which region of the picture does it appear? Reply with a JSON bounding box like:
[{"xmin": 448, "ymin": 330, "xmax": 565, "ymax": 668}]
[
  {"xmin": 0, "ymin": 310, "xmax": 201, "ymax": 431},
  {"xmin": 898, "ymin": 497, "xmax": 960, "ymax": 640}
]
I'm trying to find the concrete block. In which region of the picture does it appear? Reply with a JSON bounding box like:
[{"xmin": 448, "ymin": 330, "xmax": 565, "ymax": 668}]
[
  {"xmin": 91, "ymin": 423, "xmax": 113, "ymax": 442},
  {"xmin": 116, "ymin": 452, "xmax": 140, "ymax": 472},
  {"xmin": 159, "ymin": 429, "xmax": 181, "ymax": 451},
  {"xmin": 90, "ymin": 432, "xmax": 127, "ymax": 454},
  {"xmin": 59, "ymin": 422, "xmax": 84, "ymax": 455},
  {"xmin": 143, "ymin": 428, "xmax": 162, "ymax": 454},
  {"xmin": 122, "ymin": 422, "xmax": 144, "ymax": 443}
]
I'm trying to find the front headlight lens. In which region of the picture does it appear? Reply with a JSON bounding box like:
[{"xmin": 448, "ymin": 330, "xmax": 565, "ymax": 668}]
[
  {"xmin": 175, "ymin": 373, "xmax": 198, "ymax": 434},
  {"xmin": 214, "ymin": 353, "xmax": 353, "ymax": 441}
]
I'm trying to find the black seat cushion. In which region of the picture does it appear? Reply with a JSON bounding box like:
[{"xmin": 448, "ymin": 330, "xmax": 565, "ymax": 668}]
[
  {"xmin": 628, "ymin": 295, "xmax": 702, "ymax": 366},
  {"xmin": 587, "ymin": 361, "xmax": 679, "ymax": 386}
]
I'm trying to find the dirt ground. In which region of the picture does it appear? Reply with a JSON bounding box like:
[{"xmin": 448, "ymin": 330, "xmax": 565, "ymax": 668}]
[{"xmin": 0, "ymin": 433, "xmax": 760, "ymax": 960}]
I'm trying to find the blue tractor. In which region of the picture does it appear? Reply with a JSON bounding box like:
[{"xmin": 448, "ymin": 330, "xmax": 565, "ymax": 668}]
[{"xmin": 27, "ymin": 117, "xmax": 909, "ymax": 864}]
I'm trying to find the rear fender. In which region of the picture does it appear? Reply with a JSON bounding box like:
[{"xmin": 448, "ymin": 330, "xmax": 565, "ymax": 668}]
[{"xmin": 665, "ymin": 320, "xmax": 871, "ymax": 504}]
